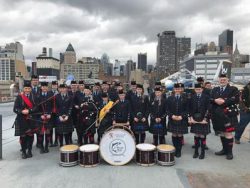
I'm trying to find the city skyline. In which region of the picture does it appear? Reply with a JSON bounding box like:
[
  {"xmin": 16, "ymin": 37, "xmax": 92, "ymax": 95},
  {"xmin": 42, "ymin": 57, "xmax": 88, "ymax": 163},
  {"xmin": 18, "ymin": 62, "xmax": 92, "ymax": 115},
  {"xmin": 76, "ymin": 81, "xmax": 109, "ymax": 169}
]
[{"xmin": 0, "ymin": 0, "xmax": 250, "ymax": 64}]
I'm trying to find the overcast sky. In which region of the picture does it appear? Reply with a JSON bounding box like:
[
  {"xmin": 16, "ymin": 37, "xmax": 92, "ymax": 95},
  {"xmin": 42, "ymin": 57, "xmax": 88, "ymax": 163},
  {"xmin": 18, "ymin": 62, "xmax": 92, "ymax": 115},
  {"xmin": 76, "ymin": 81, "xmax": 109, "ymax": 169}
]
[{"xmin": 0, "ymin": 0, "xmax": 250, "ymax": 64}]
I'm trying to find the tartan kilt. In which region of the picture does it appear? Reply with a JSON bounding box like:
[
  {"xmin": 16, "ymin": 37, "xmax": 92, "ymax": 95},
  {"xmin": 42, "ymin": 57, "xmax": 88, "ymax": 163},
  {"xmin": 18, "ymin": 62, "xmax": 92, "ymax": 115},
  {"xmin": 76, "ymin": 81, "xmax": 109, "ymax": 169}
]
[
  {"xmin": 37, "ymin": 118, "xmax": 53, "ymax": 132},
  {"xmin": 149, "ymin": 118, "xmax": 167, "ymax": 135},
  {"xmin": 212, "ymin": 109, "xmax": 238, "ymax": 133},
  {"xmin": 55, "ymin": 117, "xmax": 74, "ymax": 134},
  {"xmin": 51, "ymin": 113, "xmax": 57, "ymax": 128},
  {"xmin": 167, "ymin": 119, "xmax": 188, "ymax": 134},
  {"xmin": 190, "ymin": 122, "xmax": 211, "ymax": 135},
  {"xmin": 131, "ymin": 121, "xmax": 149, "ymax": 134},
  {"xmin": 14, "ymin": 115, "xmax": 38, "ymax": 136}
]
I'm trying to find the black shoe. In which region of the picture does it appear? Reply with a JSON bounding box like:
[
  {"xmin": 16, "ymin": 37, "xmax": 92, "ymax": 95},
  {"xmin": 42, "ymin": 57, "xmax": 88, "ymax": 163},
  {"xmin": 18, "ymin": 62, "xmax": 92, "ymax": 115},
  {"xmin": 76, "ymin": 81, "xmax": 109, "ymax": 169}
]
[
  {"xmin": 36, "ymin": 144, "xmax": 41, "ymax": 149},
  {"xmin": 40, "ymin": 148, "xmax": 45, "ymax": 154},
  {"xmin": 175, "ymin": 150, "xmax": 181, "ymax": 158},
  {"xmin": 193, "ymin": 151, "xmax": 199, "ymax": 158},
  {"xmin": 226, "ymin": 153, "xmax": 233, "ymax": 160},
  {"xmin": 53, "ymin": 142, "xmax": 58, "ymax": 147},
  {"xmin": 215, "ymin": 149, "xmax": 226, "ymax": 156},
  {"xmin": 199, "ymin": 152, "xmax": 205, "ymax": 159},
  {"xmin": 27, "ymin": 150, "xmax": 33, "ymax": 158},
  {"xmin": 22, "ymin": 152, "xmax": 27, "ymax": 159},
  {"xmin": 44, "ymin": 147, "xmax": 49, "ymax": 153}
]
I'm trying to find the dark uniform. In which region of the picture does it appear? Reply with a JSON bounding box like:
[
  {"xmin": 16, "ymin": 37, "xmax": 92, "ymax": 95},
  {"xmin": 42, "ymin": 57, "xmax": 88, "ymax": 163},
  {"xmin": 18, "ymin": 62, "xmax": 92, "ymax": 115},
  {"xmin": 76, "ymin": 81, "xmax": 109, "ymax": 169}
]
[
  {"xmin": 113, "ymin": 96, "xmax": 131, "ymax": 124},
  {"xmin": 13, "ymin": 81, "xmax": 37, "ymax": 159},
  {"xmin": 125, "ymin": 81, "xmax": 137, "ymax": 102},
  {"xmin": 48, "ymin": 86, "xmax": 59, "ymax": 146},
  {"xmin": 189, "ymin": 83, "xmax": 211, "ymax": 159},
  {"xmin": 78, "ymin": 95, "xmax": 97, "ymax": 144},
  {"xmin": 167, "ymin": 83, "xmax": 189, "ymax": 157},
  {"xmin": 55, "ymin": 87, "xmax": 74, "ymax": 146},
  {"xmin": 131, "ymin": 90, "xmax": 150, "ymax": 144},
  {"xmin": 68, "ymin": 87, "xmax": 77, "ymax": 144},
  {"xmin": 211, "ymin": 79, "xmax": 239, "ymax": 160},
  {"xmin": 97, "ymin": 94, "xmax": 114, "ymax": 143},
  {"xmin": 149, "ymin": 88, "xmax": 167, "ymax": 145},
  {"xmin": 36, "ymin": 86, "xmax": 53, "ymax": 153}
]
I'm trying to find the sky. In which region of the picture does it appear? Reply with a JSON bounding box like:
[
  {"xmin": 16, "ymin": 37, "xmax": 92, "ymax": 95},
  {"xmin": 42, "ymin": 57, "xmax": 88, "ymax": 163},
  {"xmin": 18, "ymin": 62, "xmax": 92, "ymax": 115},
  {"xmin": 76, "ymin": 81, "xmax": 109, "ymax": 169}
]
[{"xmin": 0, "ymin": 0, "xmax": 250, "ymax": 65}]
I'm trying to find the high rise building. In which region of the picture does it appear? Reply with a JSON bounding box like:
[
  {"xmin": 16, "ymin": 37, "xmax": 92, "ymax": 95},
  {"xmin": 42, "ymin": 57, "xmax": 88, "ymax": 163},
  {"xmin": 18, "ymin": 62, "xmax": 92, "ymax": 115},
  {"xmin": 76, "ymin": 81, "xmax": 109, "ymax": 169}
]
[
  {"xmin": 0, "ymin": 42, "xmax": 28, "ymax": 80},
  {"xmin": 218, "ymin": 29, "xmax": 233, "ymax": 54},
  {"xmin": 138, "ymin": 53, "xmax": 147, "ymax": 72},
  {"xmin": 156, "ymin": 31, "xmax": 191, "ymax": 79},
  {"xmin": 176, "ymin": 37, "xmax": 191, "ymax": 68},
  {"xmin": 63, "ymin": 43, "xmax": 76, "ymax": 64}
]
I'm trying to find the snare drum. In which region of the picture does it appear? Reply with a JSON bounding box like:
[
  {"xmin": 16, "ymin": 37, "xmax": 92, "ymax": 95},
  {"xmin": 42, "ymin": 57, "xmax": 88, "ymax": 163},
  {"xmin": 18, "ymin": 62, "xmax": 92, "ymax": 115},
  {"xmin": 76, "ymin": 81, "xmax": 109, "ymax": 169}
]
[
  {"xmin": 136, "ymin": 143, "xmax": 156, "ymax": 166},
  {"xmin": 100, "ymin": 125, "xmax": 136, "ymax": 166},
  {"xmin": 60, "ymin": 145, "xmax": 79, "ymax": 167},
  {"xmin": 79, "ymin": 144, "xmax": 100, "ymax": 167},
  {"xmin": 157, "ymin": 144, "xmax": 175, "ymax": 166}
]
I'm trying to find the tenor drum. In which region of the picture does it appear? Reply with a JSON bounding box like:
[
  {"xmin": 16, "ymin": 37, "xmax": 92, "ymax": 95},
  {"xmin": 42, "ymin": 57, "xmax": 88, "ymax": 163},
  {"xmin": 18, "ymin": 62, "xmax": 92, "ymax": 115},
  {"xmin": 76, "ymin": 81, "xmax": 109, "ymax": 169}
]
[
  {"xmin": 60, "ymin": 145, "xmax": 79, "ymax": 167},
  {"xmin": 100, "ymin": 125, "xmax": 136, "ymax": 166},
  {"xmin": 157, "ymin": 144, "xmax": 175, "ymax": 166},
  {"xmin": 79, "ymin": 144, "xmax": 100, "ymax": 167},
  {"xmin": 136, "ymin": 143, "xmax": 156, "ymax": 166}
]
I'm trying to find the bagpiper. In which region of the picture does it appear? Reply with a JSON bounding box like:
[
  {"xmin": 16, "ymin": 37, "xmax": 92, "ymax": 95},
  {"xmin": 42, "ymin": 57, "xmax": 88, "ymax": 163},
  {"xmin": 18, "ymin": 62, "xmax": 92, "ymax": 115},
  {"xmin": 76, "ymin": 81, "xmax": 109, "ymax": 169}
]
[{"xmin": 211, "ymin": 73, "xmax": 239, "ymax": 160}]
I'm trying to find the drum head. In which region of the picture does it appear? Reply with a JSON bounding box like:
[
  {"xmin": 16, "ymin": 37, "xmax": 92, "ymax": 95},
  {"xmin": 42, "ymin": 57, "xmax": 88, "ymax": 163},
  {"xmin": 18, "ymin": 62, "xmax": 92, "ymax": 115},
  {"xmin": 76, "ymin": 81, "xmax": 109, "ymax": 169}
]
[
  {"xmin": 80, "ymin": 144, "xmax": 99, "ymax": 152},
  {"xmin": 100, "ymin": 128, "xmax": 135, "ymax": 166},
  {"xmin": 136, "ymin": 143, "xmax": 156, "ymax": 151},
  {"xmin": 157, "ymin": 144, "xmax": 175, "ymax": 152},
  {"xmin": 60, "ymin": 144, "xmax": 79, "ymax": 152}
]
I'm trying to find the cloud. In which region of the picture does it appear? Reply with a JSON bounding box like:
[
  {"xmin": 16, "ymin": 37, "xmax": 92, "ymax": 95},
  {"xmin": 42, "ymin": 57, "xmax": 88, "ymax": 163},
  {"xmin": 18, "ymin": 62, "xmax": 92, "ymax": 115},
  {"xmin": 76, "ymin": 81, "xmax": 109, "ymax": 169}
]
[{"xmin": 0, "ymin": 0, "xmax": 249, "ymax": 64}]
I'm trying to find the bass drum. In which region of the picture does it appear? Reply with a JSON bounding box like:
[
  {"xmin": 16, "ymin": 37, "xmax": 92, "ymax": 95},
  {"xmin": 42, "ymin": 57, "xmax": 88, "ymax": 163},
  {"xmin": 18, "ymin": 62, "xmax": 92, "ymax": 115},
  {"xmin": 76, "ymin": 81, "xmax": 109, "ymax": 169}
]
[{"xmin": 100, "ymin": 124, "xmax": 136, "ymax": 166}]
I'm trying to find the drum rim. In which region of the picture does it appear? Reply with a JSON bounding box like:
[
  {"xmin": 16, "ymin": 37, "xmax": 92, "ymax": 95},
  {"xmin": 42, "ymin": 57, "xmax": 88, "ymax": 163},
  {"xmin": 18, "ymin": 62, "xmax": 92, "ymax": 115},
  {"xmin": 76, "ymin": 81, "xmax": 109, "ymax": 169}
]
[
  {"xmin": 60, "ymin": 144, "xmax": 79, "ymax": 152},
  {"xmin": 80, "ymin": 144, "xmax": 99, "ymax": 152},
  {"xmin": 136, "ymin": 143, "xmax": 156, "ymax": 151},
  {"xmin": 100, "ymin": 128, "xmax": 136, "ymax": 166},
  {"xmin": 157, "ymin": 144, "xmax": 175, "ymax": 152}
]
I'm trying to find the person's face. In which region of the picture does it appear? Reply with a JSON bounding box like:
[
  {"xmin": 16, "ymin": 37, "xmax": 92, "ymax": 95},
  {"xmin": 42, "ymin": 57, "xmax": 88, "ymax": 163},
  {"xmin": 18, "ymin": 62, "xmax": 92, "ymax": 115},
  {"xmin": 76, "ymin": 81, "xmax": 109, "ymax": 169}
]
[
  {"xmin": 84, "ymin": 89, "xmax": 91, "ymax": 96},
  {"xmin": 119, "ymin": 94, "xmax": 125, "ymax": 100},
  {"xmin": 155, "ymin": 90, "xmax": 162, "ymax": 97},
  {"xmin": 174, "ymin": 88, "xmax": 182, "ymax": 94},
  {"xmin": 195, "ymin": 88, "xmax": 203, "ymax": 94},
  {"xmin": 59, "ymin": 87, "xmax": 67, "ymax": 94},
  {"xmin": 117, "ymin": 86, "xmax": 123, "ymax": 91},
  {"xmin": 79, "ymin": 84, "xmax": 85, "ymax": 91},
  {"xmin": 41, "ymin": 86, "xmax": 48, "ymax": 93},
  {"xmin": 102, "ymin": 97, "xmax": 108, "ymax": 102},
  {"xmin": 131, "ymin": 85, "xmax": 137, "ymax": 90},
  {"xmin": 23, "ymin": 87, "xmax": 31, "ymax": 94},
  {"xmin": 52, "ymin": 84, "xmax": 58, "ymax": 90},
  {"xmin": 31, "ymin": 78, "xmax": 39, "ymax": 86},
  {"xmin": 136, "ymin": 88, "xmax": 143, "ymax": 94},
  {"xmin": 219, "ymin": 77, "xmax": 229, "ymax": 87},
  {"xmin": 71, "ymin": 84, "xmax": 78, "ymax": 91},
  {"xmin": 205, "ymin": 83, "xmax": 212, "ymax": 89},
  {"xmin": 102, "ymin": 84, "xmax": 109, "ymax": 91}
]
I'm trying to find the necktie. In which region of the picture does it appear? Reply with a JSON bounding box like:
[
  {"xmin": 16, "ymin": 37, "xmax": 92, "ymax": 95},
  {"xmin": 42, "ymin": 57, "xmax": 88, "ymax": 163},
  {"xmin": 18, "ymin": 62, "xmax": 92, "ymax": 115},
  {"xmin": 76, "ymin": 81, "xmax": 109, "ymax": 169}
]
[{"xmin": 220, "ymin": 87, "xmax": 224, "ymax": 95}]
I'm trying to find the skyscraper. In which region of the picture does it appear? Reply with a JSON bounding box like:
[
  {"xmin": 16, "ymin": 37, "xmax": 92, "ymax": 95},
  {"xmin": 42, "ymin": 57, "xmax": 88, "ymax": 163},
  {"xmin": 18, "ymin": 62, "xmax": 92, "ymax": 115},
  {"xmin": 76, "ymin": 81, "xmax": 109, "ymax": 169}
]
[
  {"xmin": 176, "ymin": 37, "xmax": 191, "ymax": 67},
  {"xmin": 218, "ymin": 29, "xmax": 233, "ymax": 54},
  {"xmin": 63, "ymin": 43, "xmax": 76, "ymax": 64},
  {"xmin": 138, "ymin": 53, "xmax": 147, "ymax": 72},
  {"xmin": 156, "ymin": 31, "xmax": 191, "ymax": 79},
  {"xmin": 157, "ymin": 31, "xmax": 176, "ymax": 78}
]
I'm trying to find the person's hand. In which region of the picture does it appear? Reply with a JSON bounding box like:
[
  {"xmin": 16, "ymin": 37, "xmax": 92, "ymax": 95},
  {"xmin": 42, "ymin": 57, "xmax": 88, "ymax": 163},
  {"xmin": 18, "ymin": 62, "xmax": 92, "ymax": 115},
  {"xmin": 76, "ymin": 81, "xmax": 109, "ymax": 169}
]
[
  {"xmin": 155, "ymin": 118, "xmax": 161, "ymax": 123},
  {"xmin": 46, "ymin": 114, "xmax": 51, "ymax": 119},
  {"xmin": 112, "ymin": 120, "xmax": 116, "ymax": 125},
  {"xmin": 177, "ymin": 116, "xmax": 182, "ymax": 121},
  {"xmin": 142, "ymin": 118, "xmax": 146, "ymax": 122},
  {"xmin": 134, "ymin": 117, "xmax": 139, "ymax": 122},
  {"xmin": 75, "ymin": 105, "xmax": 79, "ymax": 109},
  {"xmin": 22, "ymin": 109, "xmax": 29, "ymax": 115},
  {"xmin": 59, "ymin": 116, "xmax": 64, "ymax": 122},
  {"xmin": 64, "ymin": 116, "xmax": 68, "ymax": 121},
  {"xmin": 41, "ymin": 115, "xmax": 45, "ymax": 120},
  {"xmin": 215, "ymin": 98, "xmax": 225, "ymax": 105},
  {"xmin": 126, "ymin": 121, "xmax": 130, "ymax": 126}
]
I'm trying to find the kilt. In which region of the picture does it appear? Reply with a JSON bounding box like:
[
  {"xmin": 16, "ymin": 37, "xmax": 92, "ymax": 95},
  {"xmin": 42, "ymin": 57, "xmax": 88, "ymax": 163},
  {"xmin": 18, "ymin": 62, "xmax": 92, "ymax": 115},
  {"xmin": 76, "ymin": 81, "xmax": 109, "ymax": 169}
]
[
  {"xmin": 211, "ymin": 107, "xmax": 238, "ymax": 133},
  {"xmin": 167, "ymin": 119, "xmax": 188, "ymax": 134},
  {"xmin": 131, "ymin": 121, "xmax": 149, "ymax": 134},
  {"xmin": 149, "ymin": 121, "xmax": 167, "ymax": 136},
  {"xmin": 78, "ymin": 116, "xmax": 96, "ymax": 135},
  {"xmin": 190, "ymin": 123, "xmax": 211, "ymax": 135},
  {"xmin": 55, "ymin": 117, "xmax": 74, "ymax": 134},
  {"xmin": 14, "ymin": 115, "xmax": 38, "ymax": 136}
]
